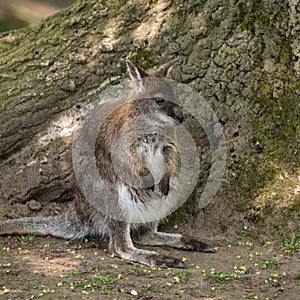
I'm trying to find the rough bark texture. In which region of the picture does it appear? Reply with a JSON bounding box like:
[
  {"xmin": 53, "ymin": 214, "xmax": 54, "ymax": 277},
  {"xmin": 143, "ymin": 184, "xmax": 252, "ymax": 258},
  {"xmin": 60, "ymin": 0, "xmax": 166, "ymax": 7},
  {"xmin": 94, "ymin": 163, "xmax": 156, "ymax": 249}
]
[{"xmin": 0, "ymin": 0, "xmax": 299, "ymax": 241}]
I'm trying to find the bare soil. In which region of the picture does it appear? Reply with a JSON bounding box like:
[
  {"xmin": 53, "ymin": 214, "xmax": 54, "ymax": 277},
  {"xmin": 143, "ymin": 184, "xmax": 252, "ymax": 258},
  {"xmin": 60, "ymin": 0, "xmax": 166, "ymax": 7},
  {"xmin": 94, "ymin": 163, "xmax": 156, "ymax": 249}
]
[{"xmin": 0, "ymin": 225, "xmax": 299, "ymax": 300}]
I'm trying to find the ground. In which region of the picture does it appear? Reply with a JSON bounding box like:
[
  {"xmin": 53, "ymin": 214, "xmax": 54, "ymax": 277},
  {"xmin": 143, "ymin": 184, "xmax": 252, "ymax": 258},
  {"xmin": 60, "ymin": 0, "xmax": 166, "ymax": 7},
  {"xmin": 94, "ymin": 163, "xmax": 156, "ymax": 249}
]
[{"xmin": 0, "ymin": 225, "xmax": 299, "ymax": 300}]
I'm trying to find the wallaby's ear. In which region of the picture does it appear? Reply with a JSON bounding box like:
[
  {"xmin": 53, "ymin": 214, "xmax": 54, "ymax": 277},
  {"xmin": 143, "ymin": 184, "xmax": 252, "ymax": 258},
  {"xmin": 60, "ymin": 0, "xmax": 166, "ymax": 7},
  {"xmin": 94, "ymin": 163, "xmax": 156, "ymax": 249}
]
[
  {"xmin": 125, "ymin": 60, "xmax": 148, "ymax": 91},
  {"xmin": 155, "ymin": 58, "xmax": 179, "ymax": 77}
]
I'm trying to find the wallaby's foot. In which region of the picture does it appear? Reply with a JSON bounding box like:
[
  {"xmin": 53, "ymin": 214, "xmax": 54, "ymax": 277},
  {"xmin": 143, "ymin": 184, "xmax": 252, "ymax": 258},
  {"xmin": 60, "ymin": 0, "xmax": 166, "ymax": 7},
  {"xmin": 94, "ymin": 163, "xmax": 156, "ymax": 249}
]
[
  {"xmin": 110, "ymin": 245, "xmax": 187, "ymax": 268},
  {"xmin": 131, "ymin": 252, "xmax": 188, "ymax": 268},
  {"xmin": 108, "ymin": 220, "xmax": 187, "ymax": 268},
  {"xmin": 154, "ymin": 256, "xmax": 187, "ymax": 269},
  {"xmin": 183, "ymin": 238, "xmax": 216, "ymax": 253},
  {"xmin": 132, "ymin": 228, "xmax": 215, "ymax": 254}
]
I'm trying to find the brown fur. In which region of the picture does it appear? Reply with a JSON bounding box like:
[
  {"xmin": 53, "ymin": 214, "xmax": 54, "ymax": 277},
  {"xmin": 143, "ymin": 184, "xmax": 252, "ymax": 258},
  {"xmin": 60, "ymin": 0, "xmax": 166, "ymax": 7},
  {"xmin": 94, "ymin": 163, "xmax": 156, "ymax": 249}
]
[{"xmin": 0, "ymin": 60, "xmax": 214, "ymax": 268}]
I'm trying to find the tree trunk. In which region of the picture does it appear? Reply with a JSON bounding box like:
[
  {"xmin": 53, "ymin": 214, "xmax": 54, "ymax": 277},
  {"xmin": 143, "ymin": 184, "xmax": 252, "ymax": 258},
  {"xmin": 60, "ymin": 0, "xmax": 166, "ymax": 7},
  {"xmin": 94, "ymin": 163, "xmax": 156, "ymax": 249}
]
[{"xmin": 0, "ymin": 0, "xmax": 299, "ymax": 241}]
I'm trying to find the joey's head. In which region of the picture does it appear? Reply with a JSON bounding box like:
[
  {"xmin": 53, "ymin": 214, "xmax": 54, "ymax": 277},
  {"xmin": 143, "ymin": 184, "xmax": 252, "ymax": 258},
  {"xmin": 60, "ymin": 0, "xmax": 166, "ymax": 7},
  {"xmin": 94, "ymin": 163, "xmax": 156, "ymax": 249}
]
[{"xmin": 125, "ymin": 59, "xmax": 183, "ymax": 125}]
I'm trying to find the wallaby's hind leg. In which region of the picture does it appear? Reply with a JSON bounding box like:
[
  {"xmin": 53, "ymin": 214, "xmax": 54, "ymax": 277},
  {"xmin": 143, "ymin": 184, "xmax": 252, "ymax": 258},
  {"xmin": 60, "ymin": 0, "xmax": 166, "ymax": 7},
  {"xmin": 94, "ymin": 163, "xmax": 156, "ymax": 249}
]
[
  {"xmin": 107, "ymin": 219, "xmax": 187, "ymax": 268},
  {"xmin": 132, "ymin": 223, "xmax": 215, "ymax": 253}
]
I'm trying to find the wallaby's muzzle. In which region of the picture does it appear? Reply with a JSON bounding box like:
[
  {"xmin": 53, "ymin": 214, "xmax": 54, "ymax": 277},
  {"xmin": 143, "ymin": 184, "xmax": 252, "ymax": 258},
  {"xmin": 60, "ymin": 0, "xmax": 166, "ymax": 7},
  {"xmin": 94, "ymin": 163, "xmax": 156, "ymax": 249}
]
[{"xmin": 174, "ymin": 107, "xmax": 184, "ymax": 123}]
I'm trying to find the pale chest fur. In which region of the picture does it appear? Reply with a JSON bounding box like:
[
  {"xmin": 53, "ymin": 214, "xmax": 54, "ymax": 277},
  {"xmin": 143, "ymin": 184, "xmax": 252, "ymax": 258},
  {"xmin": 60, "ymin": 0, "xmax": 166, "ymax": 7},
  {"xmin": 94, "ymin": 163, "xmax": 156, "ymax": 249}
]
[
  {"xmin": 117, "ymin": 132, "xmax": 178, "ymax": 223},
  {"xmin": 137, "ymin": 133, "xmax": 170, "ymax": 185}
]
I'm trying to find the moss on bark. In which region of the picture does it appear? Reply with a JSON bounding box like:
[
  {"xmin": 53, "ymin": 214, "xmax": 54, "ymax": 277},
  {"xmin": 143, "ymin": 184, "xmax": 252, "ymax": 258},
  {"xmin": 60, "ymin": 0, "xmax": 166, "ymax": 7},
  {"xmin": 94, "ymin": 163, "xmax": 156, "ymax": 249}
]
[{"xmin": 0, "ymin": 0, "xmax": 299, "ymax": 242}]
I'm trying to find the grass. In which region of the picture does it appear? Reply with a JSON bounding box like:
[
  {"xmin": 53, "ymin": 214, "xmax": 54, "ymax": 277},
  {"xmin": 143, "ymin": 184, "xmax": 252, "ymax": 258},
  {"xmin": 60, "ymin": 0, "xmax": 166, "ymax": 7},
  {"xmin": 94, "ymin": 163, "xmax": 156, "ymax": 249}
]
[
  {"xmin": 243, "ymin": 294, "xmax": 258, "ymax": 299},
  {"xmin": 100, "ymin": 289, "xmax": 113, "ymax": 295},
  {"xmin": 17, "ymin": 234, "xmax": 36, "ymax": 244},
  {"xmin": 141, "ymin": 284, "xmax": 160, "ymax": 293},
  {"xmin": 97, "ymin": 275, "xmax": 120, "ymax": 284},
  {"xmin": 1, "ymin": 235, "xmax": 299, "ymax": 299},
  {"xmin": 44, "ymin": 243, "xmax": 57, "ymax": 249},
  {"xmin": 176, "ymin": 270, "xmax": 190, "ymax": 278},
  {"xmin": 70, "ymin": 269, "xmax": 82, "ymax": 275},
  {"xmin": 237, "ymin": 226, "xmax": 252, "ymax": 238},
  {"xmin": 91, "ymin": 265, "xmax": 101, "ymax": 272},
  {"xmin": 261, "ymin": 259, "xmax": 280, "ymax": 270},
  {"xmin": 293, "ymin": 273, "xmax": 300, "ymax": 280},
  {"xmin": 161, "ymin": 244, "xmax": 171, "ymax": 251},
  {"xmin": 203, "ymin": 269, "xmax": 231, "ymax": 283},
  {"xmin": 283, "ymin": 232, "xmax": 299, "ymax": 253},
  {"xmin": 128, "ymin": 264, "xmax": 144, "ymax": 275}
]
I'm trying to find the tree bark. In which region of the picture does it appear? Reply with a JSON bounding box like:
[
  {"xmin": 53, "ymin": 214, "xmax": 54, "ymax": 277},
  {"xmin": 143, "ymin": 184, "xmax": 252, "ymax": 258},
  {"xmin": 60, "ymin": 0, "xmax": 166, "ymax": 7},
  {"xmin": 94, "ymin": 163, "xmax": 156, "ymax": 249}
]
[{"xmin": 0, "ymin": 0, "xmax": 299, "ymax": 240}]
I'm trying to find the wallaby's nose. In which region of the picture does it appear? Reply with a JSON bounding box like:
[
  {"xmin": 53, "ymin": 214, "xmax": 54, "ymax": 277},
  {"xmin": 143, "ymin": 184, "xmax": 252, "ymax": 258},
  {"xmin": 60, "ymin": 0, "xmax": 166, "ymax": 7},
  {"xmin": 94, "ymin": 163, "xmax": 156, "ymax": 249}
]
[{"xmin": 174, "ymin": 108, "xmax": 184, "ymax": 123}]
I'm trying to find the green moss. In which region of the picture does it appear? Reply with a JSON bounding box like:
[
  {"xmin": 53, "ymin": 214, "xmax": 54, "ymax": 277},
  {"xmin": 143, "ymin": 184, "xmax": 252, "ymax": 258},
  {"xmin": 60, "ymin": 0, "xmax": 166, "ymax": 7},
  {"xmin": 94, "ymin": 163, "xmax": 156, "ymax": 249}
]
[
  {"xmin": 127, "ymin": 48, "xmax": 157, "ymax": 70},
  {"xmin": 235, "ymin": 158, "xmax": 278, "ymax": 201},
  {"xmin": 33, "ymin": 146, "xmax": 49, "ymax": 159},
  {"xmin": 287, "ymin": 195, "xmax": 300, "ymax": 218},
  {"xmin": 103, "ymin": 0, "xmax": 126, "ymax": 10},
  {"xmin": 149, "ymin": 0, "xmax": 159, "ymax": 9},
  {"xmin": 218, "ymin": 88, "xmax": 227, "ymax": 103},
  {"xmin": 252, "ymin": 72, "xmax": 300, "ymax": 168},
  {"xmin": 168, "ymin": 5, "xmax": 186, "ymax": 32},
  {"xmin": 224, "ymin": 65, "xmax": 236, "ymax": 81},
  {"xmin": 228, "ymin": 0, "xmax": 299, "ymax": 222},
  {"xmin": 233, "ymin": 1, "xmax": 269, "ymax": 33},
  {"xmin": 173, "ymin": 6, "xmax": 185, "ymax": 18},
  {"xmin": 116, "ymin": 48, "xmax": 158, "ymax": 76}
]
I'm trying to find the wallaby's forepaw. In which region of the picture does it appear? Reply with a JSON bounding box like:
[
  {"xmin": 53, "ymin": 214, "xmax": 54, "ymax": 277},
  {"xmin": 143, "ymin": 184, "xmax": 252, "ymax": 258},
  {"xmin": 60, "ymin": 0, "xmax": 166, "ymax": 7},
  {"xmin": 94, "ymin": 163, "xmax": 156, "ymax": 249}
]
[
  {"xmin": 153, "ymin": 256, "xmax": 188, "ymax": 269},
  {"xmin": 158, "ymin": 176, "xmax": 170, "ymax": 196},
  {"xmin": 188, "ymin": 239, "xmax": 215, "ymax": 253}
]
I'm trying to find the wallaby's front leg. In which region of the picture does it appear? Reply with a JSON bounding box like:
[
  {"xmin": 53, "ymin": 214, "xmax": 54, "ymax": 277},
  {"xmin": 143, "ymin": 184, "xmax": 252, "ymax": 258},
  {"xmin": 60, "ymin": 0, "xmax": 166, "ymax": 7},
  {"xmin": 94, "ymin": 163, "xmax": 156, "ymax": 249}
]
[
  {"xmin": 159, "ymin": 144, "xmax": 178, "ymax": 195},
  {"xmin": 107, "ymin": 219, "xmax": 187, "ymax": 268},
  {"xmin": 132, "ymin": 223, "xmax": 215, "ymax": 253}
]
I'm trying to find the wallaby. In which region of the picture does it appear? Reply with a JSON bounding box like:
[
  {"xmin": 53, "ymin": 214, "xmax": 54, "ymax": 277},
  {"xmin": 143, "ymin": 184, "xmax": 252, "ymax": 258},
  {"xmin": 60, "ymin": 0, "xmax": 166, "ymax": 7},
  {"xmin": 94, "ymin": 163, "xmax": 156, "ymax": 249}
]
[{"xmin": 0, "ymin": 59, "xmax": 214, "ymax": 268}]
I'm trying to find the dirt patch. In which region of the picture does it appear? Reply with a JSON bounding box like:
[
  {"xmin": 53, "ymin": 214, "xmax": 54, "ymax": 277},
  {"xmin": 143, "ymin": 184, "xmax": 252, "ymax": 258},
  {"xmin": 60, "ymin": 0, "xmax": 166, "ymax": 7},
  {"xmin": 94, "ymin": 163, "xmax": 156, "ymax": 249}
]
[{"xmin": 0, "ymin": 230, "xmax": 299, "ymax": 300}]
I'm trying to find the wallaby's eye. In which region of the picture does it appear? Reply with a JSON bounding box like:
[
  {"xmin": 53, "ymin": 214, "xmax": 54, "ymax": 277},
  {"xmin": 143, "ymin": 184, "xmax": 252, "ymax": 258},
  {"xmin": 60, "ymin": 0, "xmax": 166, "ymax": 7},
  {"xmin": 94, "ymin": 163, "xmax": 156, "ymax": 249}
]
[{"xmin": 154, "ymin": 97, "xmax": 166, "ymax": 105}]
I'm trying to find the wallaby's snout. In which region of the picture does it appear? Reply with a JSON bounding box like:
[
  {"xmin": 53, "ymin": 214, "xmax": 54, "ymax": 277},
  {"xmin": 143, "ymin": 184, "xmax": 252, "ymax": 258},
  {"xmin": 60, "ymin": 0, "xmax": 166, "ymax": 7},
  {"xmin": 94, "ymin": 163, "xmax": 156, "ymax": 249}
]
[{"xmin": 174, "ymin": 106, "xmax": 184, "ymax": 123}]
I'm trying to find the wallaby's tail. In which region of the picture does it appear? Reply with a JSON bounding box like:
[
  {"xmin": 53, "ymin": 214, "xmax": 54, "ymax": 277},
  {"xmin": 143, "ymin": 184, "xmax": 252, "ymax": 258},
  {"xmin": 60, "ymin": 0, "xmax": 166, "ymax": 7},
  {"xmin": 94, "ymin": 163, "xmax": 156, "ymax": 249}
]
[{"xmin": 0, "ymin": 214, "xmax": 93, "ymax": 240}]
